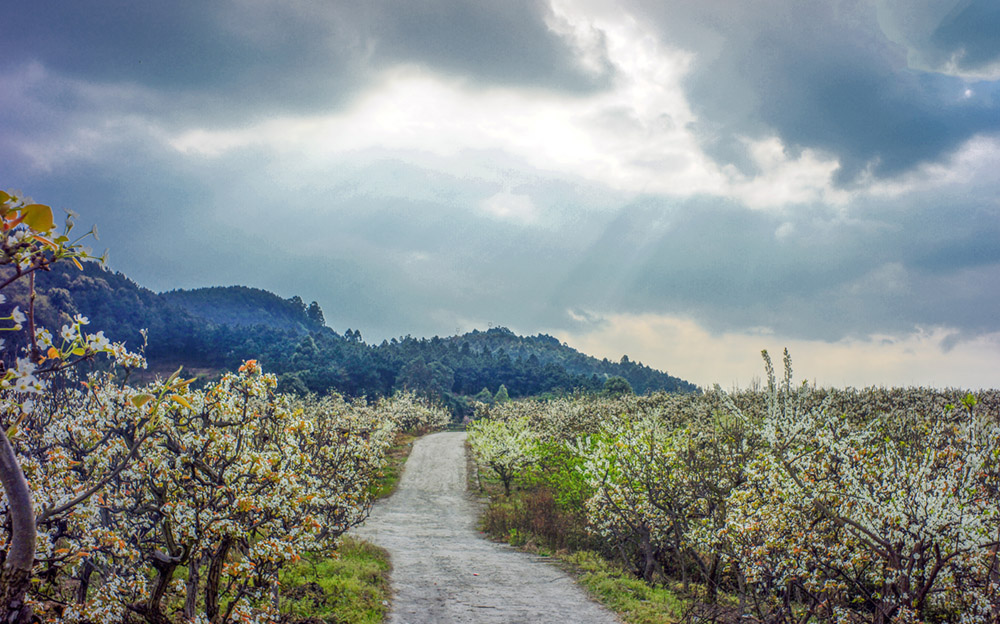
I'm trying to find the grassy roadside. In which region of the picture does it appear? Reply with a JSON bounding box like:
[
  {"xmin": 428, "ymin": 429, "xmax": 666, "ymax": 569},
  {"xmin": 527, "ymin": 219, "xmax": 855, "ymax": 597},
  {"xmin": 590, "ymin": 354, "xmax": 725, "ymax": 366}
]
[
  {"xmin": 279, "ymin": 537, "xmax": 391, "ymax": 624},
  {"xmin": 468, "ymin": 457, "xmax": 687, "ymax": 624},
  {"xmin": 557, "ymin": 551, "xmax": 685, "ymax": 624},
  {"xmin": 370, "ymin": 431, "xmax": 420, "ymax": 499},
  {"xmin": 281, "ymin": 429, "xmax": 422, "ymax": 623}
]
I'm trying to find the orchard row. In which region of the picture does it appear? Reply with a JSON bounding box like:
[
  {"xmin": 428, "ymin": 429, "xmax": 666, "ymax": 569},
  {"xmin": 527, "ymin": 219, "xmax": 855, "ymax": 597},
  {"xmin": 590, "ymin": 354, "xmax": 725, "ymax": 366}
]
[{"xmin": 470, "ymin": 356, "xmax": 1000, "ymax": 623}]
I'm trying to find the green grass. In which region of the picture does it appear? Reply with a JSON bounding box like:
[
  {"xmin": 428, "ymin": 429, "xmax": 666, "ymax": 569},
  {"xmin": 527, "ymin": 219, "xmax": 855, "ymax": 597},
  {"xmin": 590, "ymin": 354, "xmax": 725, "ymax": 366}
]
[
  {"xmin": 279, "ymin": 537, "xmax": 391, "ymax": 624},
  {"xmin": 369, "ymin": 431, "xmax": 419, "ymax": 499},
  {"xmin": 561, "ymin": 551, "xmax": 684, "ymax": 624}
]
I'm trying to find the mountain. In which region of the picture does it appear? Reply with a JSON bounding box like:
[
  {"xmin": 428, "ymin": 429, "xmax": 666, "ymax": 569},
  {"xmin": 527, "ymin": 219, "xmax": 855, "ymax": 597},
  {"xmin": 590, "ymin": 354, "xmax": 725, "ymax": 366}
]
[
  {"xmin": 438, "ymin": 327, "xmax": 693, "ymax": 394},
  {"xmin": 373, "ymin": 327, "xmax": 695, "ymax": 396},
  {"xmin": 1, "ymin": 262, "xmax": 207, "ymax": 361},
  {"xmin": 162, "ymin": 286, "xmax": 324, "ymax": 334},
  {"xmin": 3, "ymin": 262, "xmax": 699, "ymax": 416}
]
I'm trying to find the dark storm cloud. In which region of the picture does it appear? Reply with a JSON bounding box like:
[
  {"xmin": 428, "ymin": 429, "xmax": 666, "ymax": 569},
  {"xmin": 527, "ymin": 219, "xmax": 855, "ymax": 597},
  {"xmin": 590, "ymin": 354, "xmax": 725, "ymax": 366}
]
[
  {"xmin": 1, "ymin": 0, "xmax": 605, "ymax": 128},
  {"xmin": 927, "ymin": 1, "xmax": 1000, "ymax": 71},
  {"xmin": 1, "ymin": 1, "xmax": 367, "ymax": 122},
  {"xmin": 4, "ymin": 0, "xmax": 999, "ymax": 358},
  {"xmin": 4, "ymin": 132, "xmax": 225, "ymax": 275},
  {"xmin": 876, "ymin": 0, "xmax": 1000, "ymax": 76},
  {"xmin": 365, "ymin": 0, "xmax": 611, "ymax": 90},
  {"xmin": 628, "ymin": 0, "xmax": 1000, "ymax": 182}
]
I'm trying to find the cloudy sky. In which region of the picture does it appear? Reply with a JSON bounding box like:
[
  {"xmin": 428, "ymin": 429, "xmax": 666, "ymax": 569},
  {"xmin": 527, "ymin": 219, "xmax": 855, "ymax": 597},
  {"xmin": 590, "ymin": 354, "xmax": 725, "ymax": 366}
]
[{"xmin": 4, "ymin": 0, "xmax": 1000, "ymax": 388}]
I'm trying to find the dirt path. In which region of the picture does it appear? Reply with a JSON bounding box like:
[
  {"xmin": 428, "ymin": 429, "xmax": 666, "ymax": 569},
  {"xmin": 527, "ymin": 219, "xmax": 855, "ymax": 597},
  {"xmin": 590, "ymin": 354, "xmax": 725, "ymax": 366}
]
[{"xmin": 353, "ymin": 431, "xmax": 620, "ymax": 624}]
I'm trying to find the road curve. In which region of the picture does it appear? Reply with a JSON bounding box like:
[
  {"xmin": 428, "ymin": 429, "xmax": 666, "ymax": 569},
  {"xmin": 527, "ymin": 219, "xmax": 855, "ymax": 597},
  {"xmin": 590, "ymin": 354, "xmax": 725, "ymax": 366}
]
[{"xmin": 353, "ymin": 431, "xmax": 620, "ymax": 624}]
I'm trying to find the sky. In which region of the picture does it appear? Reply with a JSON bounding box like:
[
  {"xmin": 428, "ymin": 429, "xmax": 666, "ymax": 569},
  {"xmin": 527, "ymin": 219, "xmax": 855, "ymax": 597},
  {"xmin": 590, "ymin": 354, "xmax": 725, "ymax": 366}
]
[{"xmin": 3, "ymin": 0, "xmax": 1000, "ymax": 389}]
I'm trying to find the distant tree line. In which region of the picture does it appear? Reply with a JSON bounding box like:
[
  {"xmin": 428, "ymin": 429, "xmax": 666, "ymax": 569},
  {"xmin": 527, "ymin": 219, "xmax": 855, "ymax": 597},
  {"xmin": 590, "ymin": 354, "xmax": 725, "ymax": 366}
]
[{"xmin": 4, "ymin": 263, "xmax": 698, "ymax": 419}]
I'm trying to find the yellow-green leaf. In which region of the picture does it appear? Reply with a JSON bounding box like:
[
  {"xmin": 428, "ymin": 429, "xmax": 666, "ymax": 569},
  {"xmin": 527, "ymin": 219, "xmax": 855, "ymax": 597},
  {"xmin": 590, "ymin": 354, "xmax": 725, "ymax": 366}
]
[
  {"xmin": 71, "ymin": 347, "xmax": 86, "ymax": 356},
  {"xmin": 171, "ymin": 395, "xmax": 193, "ymax": 410},
  {"xmin": 31, "ymin": 235, "xmax": 59, "ymax": 250},
  {"xmin": 131, "ymin": 394, "xmax": 154, "ymax": 408},
  {"xmin": 0, "ymin": 191, "xmax": 10, "ymax": 203},
  {"xmin": 166, "ymin": 366, "xmax": 183, "ymax": 385},
  {"xmin": 20, "ymin": 204, "xmax": 54, "ymax": 232}
]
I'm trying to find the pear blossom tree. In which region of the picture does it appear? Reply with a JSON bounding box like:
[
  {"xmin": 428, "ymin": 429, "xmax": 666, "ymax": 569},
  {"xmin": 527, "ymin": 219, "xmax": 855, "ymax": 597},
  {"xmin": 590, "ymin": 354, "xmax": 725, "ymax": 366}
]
[
  {"xmin": 0, "ymin": 191, "xmax": 165, "ymax": 624},
  {"xmin": 716, "ymin": 351, "xmax": 1000, "ymax": 622},
  {"xmin": 574, "ymin": 410, "xmax": 756, "ymax": 590},
  {"xmin": 468, "ymin": 416, "xmax": 539, "ymax": 496}
]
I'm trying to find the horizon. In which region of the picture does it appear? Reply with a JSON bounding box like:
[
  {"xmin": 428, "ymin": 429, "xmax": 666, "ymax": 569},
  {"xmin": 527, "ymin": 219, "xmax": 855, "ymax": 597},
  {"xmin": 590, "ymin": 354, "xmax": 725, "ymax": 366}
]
[
  {"xmin": 97, "ymin": 262, "xmax": 998, "ymax": 392},
  {"xmin": 4, "ymin": 0, "xmax": 999, "ymax": 390}
]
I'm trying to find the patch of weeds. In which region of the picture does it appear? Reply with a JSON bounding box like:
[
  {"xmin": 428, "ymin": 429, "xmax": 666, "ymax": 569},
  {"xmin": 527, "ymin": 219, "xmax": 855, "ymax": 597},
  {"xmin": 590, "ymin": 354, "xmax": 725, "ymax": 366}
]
[
  {"xmin": 480, "ymin": 487, "xmax": 597, "ymax": 553},
  {"xmin": 279, "ymin": 537, "xmax": 391, "ymax": 624}
]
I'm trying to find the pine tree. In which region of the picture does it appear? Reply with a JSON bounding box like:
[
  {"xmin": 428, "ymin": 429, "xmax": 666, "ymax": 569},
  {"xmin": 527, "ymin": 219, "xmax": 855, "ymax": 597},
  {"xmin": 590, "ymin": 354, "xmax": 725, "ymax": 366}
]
[{"xmin": 306, "ymin": 301, "xmax": 325, "ymax": 325}]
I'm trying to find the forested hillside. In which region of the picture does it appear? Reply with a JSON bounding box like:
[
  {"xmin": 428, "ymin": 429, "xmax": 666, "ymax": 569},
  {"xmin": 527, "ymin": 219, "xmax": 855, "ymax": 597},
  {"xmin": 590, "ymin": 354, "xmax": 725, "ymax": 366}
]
[
  {"xmin": 162, "ymin": 286, "xmax": 327, "ymax": 333},
  {"xmin": 3, "ymin": 262, "xmax": 697, "ymax": 417}
]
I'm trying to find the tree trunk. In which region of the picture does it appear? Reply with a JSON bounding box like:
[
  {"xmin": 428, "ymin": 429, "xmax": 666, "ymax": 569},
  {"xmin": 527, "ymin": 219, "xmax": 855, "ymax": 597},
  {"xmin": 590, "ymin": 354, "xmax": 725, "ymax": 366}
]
[
  {"xmin": 0, "ymin": 567, "xmax": 33, "ymax": 624},
  {"xmin": 0, "ymin": 432, "xmax": 36, "ymax": 624},
  {"xmin": 184, "ymin": 552, "xmax": 202, "ymax": 621},
  {"xmin": 128, "ymin": 603, "xmax": 172, "ymax": 624},
  {"xmin": 736, "ymin": 567, "xmax": 747, "ymax": 620},
  {"xmin": 137, "ymin": 550, "xmax": 180, "ymax": 623},
  {"xmin": 706, "ymin": 554, "xmax": 720, "ymax": 603},
  {"xmin": 639, "ymin": 526, "xmax": 658, "ymax": 583},
  {"xmin": 205, "ymin": 537, "xmax": 233, "ymax": 624},
  {"xmin": 75, "ymin": 560, "xmax": 94, "ymax": 604},
  {"xmin": 496, "ymin": 465, "xmax": 512, "ymax": 496}
]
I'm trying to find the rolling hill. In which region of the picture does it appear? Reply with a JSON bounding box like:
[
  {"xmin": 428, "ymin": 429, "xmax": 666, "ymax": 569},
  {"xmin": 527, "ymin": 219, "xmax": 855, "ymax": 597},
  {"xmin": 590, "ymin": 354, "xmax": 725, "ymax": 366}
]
[{"xmin": 3, "ymin": 262, "xmax": 698, "ymax": 417}]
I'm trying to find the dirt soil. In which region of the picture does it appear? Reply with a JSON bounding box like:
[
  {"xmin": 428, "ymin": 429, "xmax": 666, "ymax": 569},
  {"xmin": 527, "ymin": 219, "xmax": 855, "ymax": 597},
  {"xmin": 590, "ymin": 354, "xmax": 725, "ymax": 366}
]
[{"xmin": 353, "ymin": 431, "xmax": 621, "ymax": 624}]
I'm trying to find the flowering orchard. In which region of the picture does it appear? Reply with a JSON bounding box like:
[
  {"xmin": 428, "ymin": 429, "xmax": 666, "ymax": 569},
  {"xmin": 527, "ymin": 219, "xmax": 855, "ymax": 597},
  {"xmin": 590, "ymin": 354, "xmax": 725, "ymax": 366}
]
[
  {"xmin": 469, "ymin": 355, "xmax": 1000, "ymax": 623},
  {"xmin": 0, "ymin": 191, "xmax": 448, "ymax": 624}
]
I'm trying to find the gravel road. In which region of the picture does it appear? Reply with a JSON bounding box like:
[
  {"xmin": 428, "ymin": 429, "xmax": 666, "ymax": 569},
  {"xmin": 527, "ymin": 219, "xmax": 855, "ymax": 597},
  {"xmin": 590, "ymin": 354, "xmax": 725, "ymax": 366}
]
[{"xmin": 353, "ymin": 431, "xmax": 620, "ymax": 624}]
